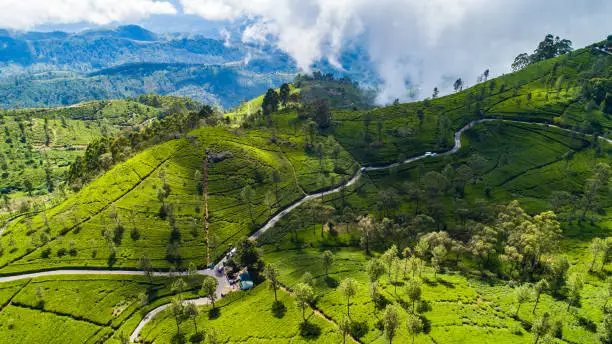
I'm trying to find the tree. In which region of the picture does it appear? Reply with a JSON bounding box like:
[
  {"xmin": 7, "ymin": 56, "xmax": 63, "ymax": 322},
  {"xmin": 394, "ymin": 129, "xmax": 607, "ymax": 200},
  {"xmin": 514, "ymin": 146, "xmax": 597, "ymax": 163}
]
[
  {"xmin": 532, "ymin": 279, "xmax": 549, "ymax": 314},
  {"xmin": 405, "ymin": 279, "xmax": 422, "ymax": 313},
  {"xmin": 512, "ymin": 53, "xmax": 530, "ymax": 72},
  {"xmin": 416, "ymin": 109, "xmax": 425, "ymax": 126},
  {"xmin": 453, "ymin": 78, "xmax": 463, "ymax": 92},
  {"xmin": 172, "ymin": 278, "xmax": 188, "ymax": 295},
  {"xmin": 322, "ymin": 250, "xmax": 334, "ymax": 277},
  {"xmin": 264, "ymin": 263, "xmax": 280, "ymax": 302},
  {"xmin": 234, "ymin": 238, "xmax": 261, "ymax": 269},
  {"xmin": 342, "ymin": 207, "xmax": 355, "ymax": 233},
  {"xmin": 339, "ymin": 278, "xmax": 358, "ymax": 317},
  {"xmin": 381, "ymin": 245, "xmax": 398, "ymax": 283},
  {"xmin": 23, "ymin": 179, "xmax": 33, "ymax": 196},
  {"xmin": 532, "ymin": 312, "xmax": 551, "ymax": 344},
  {"xmin": 369, "ymin": 281, "xmax": 381, "ymax": 309},
  {"xmin": 202, "ymin": 277, "xmax": 218, "ymax": 309},
  {"xmin": 548, "ymin": 255, "xmax": 570, "ymax": 293},
  {"xmin": 138, "ymin": 254, "xmax": 154, "ymax": 284},
  {"xmin": 262, "ymin": 88, "xmax": 280, "ymax": 117},
  {"xmin": 590, "ymin": 238, "xmax": 606, "ymax": 271},
  {"xmin": 184, "ymin": 302, "xmax": 200, "ymax": 335},
  {"xmin": 566, "ymin": 273, "xmax": 584, "ymax": 311},
  {"xmin": 406, "ymin": 313, "xmax": 423, "ymax": 344},
  {"xmin": 358, "ymin": 215, "xmax": 377, "ymax": 255},
  {"xmin": 240, "ymin": 185, "xmax": 255, "ymax": 225},
  {"xmin": 338, "ymin": 315, "xmax": 351, "ymax": 344},
  {"xmin": 279, "ymin": 83, "xmax": 291, "ymax": 106},
  {"xmin": 311, "ymin": 99, "xmax": 332, "ymax": 129},
  {"xmin": 301, "ymin": 271, "xmax": 315, "ymax": 287},
  {"xmin": 514, "ymin": 284, "xmax": 532, "ymax": 316},
  {"xmin": 432, "ymin": 87, "xmax": 439, "ymax": 99},
  {"xmin": 382, "ymin": 304, "xmax": 400, "ymax": 344},
  {"xmin": 431, "ymin": 245, "xmax": 447, "ymax": 279},
  {"xmin": 294, "ymin": 283, "xmax": 314, "ymax": 322},
  {"xmin": 483, "ymin": 69, "xmax": 490, "ymax": 82},
  {"xmin": 366, "ymin": 258, "xmax": 387, "ymax": 283},
  {"xmin": 171, "ymin": 295, "xmax": 185, "ymax": 337},
  {"xmin": 198, "ymin": 104, "xmax": 214, "ymax": 118}
]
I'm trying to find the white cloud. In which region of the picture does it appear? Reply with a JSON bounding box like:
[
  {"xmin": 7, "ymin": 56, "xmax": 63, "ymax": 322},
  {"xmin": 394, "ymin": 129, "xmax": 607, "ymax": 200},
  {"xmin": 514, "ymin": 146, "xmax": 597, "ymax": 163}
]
[
  {"xmin": 0, "ymin": 0, "xmax": 177, "ymax": 30},
  {"xmin": 180, "ymin": 0, "xmax": 612, "ymax": 104}
]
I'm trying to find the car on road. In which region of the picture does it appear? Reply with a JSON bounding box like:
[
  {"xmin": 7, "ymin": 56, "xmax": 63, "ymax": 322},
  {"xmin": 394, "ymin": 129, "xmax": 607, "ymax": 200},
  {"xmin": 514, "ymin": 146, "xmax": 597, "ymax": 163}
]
[
  {"xmin": 360, "ymin": 167, "xmax": 367, "ymax": 173},
  {"xmin": 424, "ymin": 152, "xmax": 433, "ymax": 157}
]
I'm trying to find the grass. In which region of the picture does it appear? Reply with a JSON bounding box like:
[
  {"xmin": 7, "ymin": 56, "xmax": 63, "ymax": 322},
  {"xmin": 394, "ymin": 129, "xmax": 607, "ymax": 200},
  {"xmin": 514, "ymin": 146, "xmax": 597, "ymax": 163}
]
[
  {"xmin": 0, "ymin": 99, "xmax": 163, "ymax": 206},
  {"xmin": 0, "ymin": 118, "xmax": 357, "ymax": 272},
  {"xmin": 138, "ymin": 282, "xmax": 342, "ymax": 343},
  {"xmin": 0, "ymin": 274, "xmax": 209, "ymax": 343}
]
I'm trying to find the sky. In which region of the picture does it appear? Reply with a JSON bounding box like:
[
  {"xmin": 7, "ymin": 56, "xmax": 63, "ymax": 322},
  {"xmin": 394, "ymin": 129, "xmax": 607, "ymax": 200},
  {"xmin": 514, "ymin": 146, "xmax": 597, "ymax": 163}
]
[{"xmin": 0, "ymin": 0, "xmax": 610, "ymax": 103}]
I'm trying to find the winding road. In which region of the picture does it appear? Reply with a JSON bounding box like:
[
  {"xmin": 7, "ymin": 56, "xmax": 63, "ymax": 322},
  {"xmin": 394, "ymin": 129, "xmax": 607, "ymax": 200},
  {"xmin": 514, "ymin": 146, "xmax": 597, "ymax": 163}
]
[{"xmin": 0, "ymin": 118, "xmax": 609, "ymax": 342}]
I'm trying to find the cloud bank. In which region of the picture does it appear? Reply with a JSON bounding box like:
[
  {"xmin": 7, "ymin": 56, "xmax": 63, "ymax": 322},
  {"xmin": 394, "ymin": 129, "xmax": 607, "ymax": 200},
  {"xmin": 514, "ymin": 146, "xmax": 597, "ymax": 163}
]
[
  {"xmin": 0, "ymin": 0, "xmax": 610, "ymax": 103},
  {"xmin": 180, "ymin": 0, "xmax": 612, "ymax": 103},
  {"xmin": 0, "ymin": 0, "xmax": 177, "ymax": 30}
]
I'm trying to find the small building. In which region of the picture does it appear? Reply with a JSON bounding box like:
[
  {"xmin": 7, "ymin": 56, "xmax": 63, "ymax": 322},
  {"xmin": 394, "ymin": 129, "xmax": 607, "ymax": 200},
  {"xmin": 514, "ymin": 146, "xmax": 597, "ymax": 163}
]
[{"xmin": 239, "ymin": 269, "xmax": 254, "ymax": 290}]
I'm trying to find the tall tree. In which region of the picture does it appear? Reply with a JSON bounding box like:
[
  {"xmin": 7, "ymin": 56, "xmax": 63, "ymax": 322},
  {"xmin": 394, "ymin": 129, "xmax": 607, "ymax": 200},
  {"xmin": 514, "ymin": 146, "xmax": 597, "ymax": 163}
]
[
  {"xmin": 184, "ymin": 302, "xmax": 200, "ymax": 335},
  {"xmin": 279, "ymin": 83, "xmax": 291, "ymax": 106},
  {"xmin": 171, "ymin": 295, "xmax": 185, "ymax": 337},
  {"xmin": 453, "ymin": 78, "xmax": 463, "ymax": 92},
  {"xmin": 514, "ymin": 284, "xmax": 532, "ymax": 316},
  {"xmin": 405, "ymin": 279, "xmax": 422, "ymax": 313},
  {"xmin": 338, "ymin": 315, "xmax": 351, "ymax": 344},
  {"xmin": 566, "ymin": 273, "xmax": 584, "ymax": 311},
  {"xmin": 262, "ymin": 88, "xmax": 280, "ymax": 117},
  {"xmin": 322, "ymin": 250, "xmax": 334, "ymax": 277},
  {"xmin": 339, "ymin": 278, "xmax": 358, "ymax": 317},
  {"xmin": 512, "ymin": 53, "xmax": 531, "ymax": 71},
  {"xmin": 366, "ymin": 258, "xmax": 387, "ymax": 283},
  {"xmin": 432, "ymin": 87, "xmax": 439, "ymax": 99},
  {"xmin": 263, "ymin": 263, "xmax": 280, "ymax": 302},
  {"xmin": 138, "ymin": 254, "xmax": 154, "ymax": 285},
  {"xmin": 406, "ymin": 313, "xmax": 423, "ymax": 344},
  {"xmin": 589, "ymin": 238, "xmax": 606, "ymax": 271},
  {"xmin": 201, "ymin": 278, "xmax": 218, "ymax": 309},
  {"xmin": 532, "ymin": 312, "xmax": 551, "ymax": 344},
  {"xmin": 532, "ymin": 279, "xmax": 549, "ymax": 314},
  {"xmin": 294, "ymin": 283, "xmax": 314, "ymax": 322},
  {"xmin": 381, "ymin": 245, "xmax": 398, "ymax": 283},
  {"xmin": 382, "ymin": 304, "xmax": 400, "ymax": 344}
]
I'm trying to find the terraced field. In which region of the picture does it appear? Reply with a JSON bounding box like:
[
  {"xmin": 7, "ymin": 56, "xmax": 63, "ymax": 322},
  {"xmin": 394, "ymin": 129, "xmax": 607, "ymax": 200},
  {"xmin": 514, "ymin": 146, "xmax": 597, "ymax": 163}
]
[{"xmin": 0, "ymin": 42, "xmax": 610, "ymax": 344}]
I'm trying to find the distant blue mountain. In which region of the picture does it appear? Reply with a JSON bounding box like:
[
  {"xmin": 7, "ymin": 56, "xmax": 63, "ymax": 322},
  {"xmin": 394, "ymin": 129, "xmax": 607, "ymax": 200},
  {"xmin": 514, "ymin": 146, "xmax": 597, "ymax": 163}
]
[{"xmin": 0, "ymin": 25, "xmax": 376, "ymax": 109}]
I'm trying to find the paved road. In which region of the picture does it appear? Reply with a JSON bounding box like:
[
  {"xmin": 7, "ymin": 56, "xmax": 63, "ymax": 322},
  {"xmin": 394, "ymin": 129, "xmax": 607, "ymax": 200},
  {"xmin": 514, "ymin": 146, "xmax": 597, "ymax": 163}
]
[
  {"xmin": 0, "ymin": 118, "xmax": 609, "ymax": 342},
  {"xmin": 251, "ymin": 118, "xmax": 612, "ymax": 240}
]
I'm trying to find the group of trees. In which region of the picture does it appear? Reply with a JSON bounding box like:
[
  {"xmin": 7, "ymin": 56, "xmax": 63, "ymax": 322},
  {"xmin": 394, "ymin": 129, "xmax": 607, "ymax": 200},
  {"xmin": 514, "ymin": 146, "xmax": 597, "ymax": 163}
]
[
  {"xmin": 167, "ymin": 276, "xmax": 219, "ymax": 343},
  {"xmin": 512, "ymin": 34, "xmax": 573, "ymax": 72},
  {"xmin": 67, "ymin": 103, "xmax": 214, "ymax": 187}
]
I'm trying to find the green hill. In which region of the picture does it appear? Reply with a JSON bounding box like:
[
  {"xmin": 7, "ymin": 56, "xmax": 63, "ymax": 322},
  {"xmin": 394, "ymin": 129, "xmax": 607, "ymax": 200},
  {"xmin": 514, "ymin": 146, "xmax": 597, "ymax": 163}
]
[
  {"xmin": 0, "ymin": 40, "xmax": 610, "ymax": 344},
  {"xmin": 0, "ymin": 96, "xmax": 200, "ymax": 209}
]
